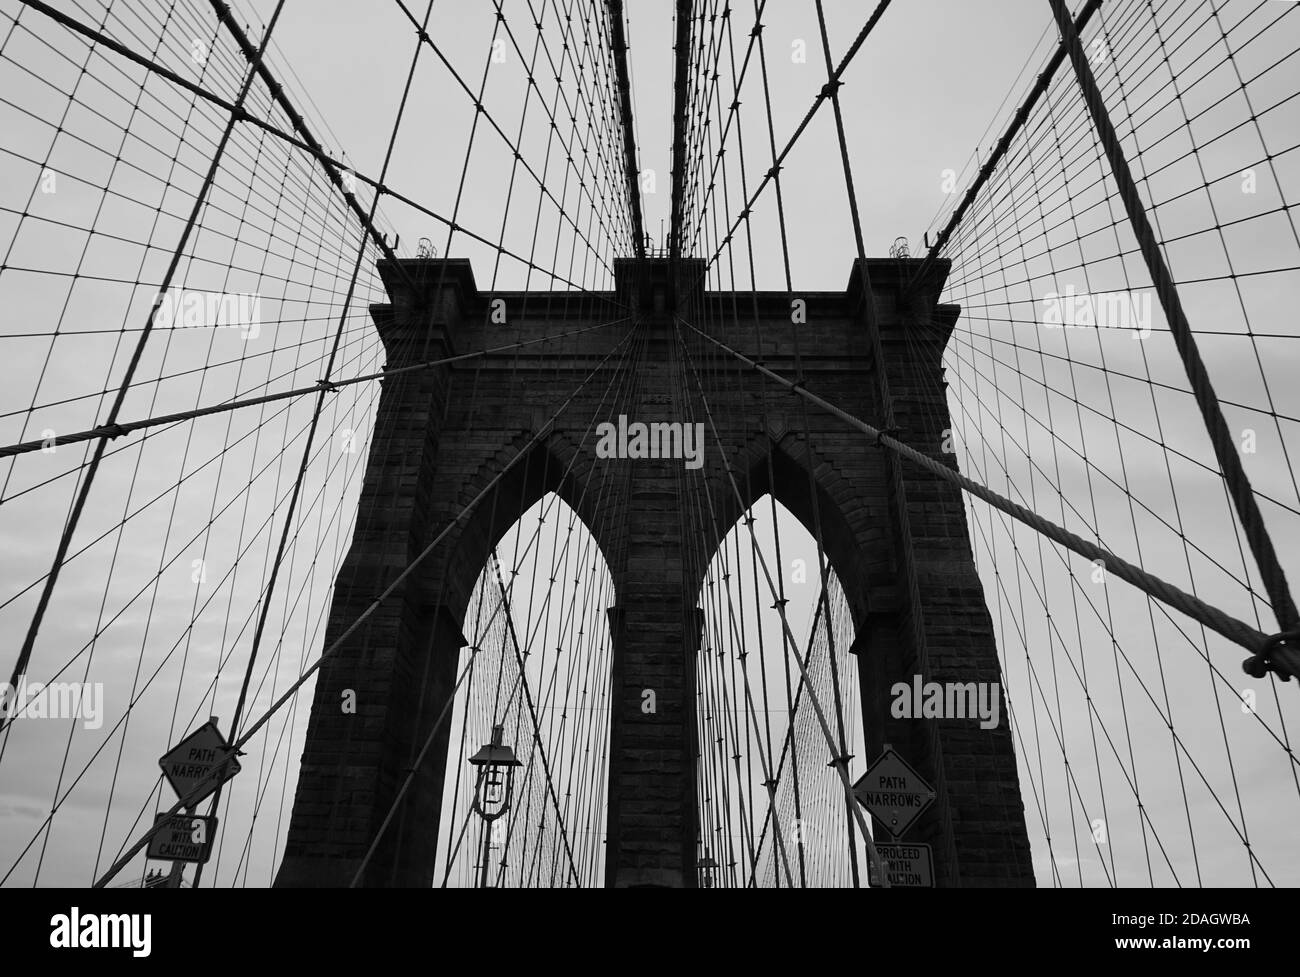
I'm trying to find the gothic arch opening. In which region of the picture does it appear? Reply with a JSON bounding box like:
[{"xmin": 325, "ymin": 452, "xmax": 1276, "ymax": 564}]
[
  {"xmin": 433, "ymin": 491, "xmax": 615, "ymax": 887},
  {"xmin": 702, "ymin": 438, "xmax": 880, "ymax": 634},
  {"xmin": 693, "ymin": 493, "xmax": 870, "ymax": 888}
]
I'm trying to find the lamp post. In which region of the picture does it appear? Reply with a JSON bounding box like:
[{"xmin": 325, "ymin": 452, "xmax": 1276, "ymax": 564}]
[
  {"xmin": 469, "ymin": 724, "xmax": 521, "ymax": 889},
  {"xmin": 697, "ymin": 850, "xmax": 719, "ymax": 889}
]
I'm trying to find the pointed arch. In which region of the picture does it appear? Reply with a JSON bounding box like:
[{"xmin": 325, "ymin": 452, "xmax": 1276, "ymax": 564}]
[
  {"xmin": 434, "ymin": 490, "xmax": 616, "ymax": 888},
  {"xmin": 696, "ymin": 429, "xmax": 883, "ymax": 634},
  {"xmin": 416, "ymin": 430, "xmax": 622, "ymax": 637}
]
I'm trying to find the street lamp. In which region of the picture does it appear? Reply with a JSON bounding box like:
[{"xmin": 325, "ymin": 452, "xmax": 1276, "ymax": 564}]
[
  {"xmin": 697, "ymin": 850, "xmax": 719, "ymax": 889},
  {"xmin": 469, "ymin": 724, "xmax": 521, "ymax": 888}
]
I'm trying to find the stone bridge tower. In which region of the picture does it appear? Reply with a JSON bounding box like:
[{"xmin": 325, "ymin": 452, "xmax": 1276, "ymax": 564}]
[{"xmin": 273, "ymin": 255, "xmax": 1034, "ymax": 888}]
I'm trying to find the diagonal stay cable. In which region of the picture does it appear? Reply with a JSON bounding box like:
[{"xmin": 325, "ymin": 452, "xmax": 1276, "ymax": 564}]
[
  {"xmin": 189, "ymin": 0, "xmax": 439, "ymax": 889},
  {"xmin": 675, "ymin": 314, "xmax": 1289, "ymax": 664},
  {"xmin": 1045, "ymin": 0, "xmax": 1298, "ymax": 654},
  {"xmin": 914, "ymin": 0, "xmax": 1103, "ymax": 282},
  {"xmin": 4, "ymin": 0, "xmax": 287, "ymax": 723},
  {"xmin": 205, "ymin": 0, "xmax": 411, "ymax": 285},
  {"xmin": 14, "ymin": 0, "xmax": 625, "ymax": 300},
  {"xmin": 350, "ymin": 544, "xmax": 587, "ymax": 889},
  {"xmin": 486, "ymin": 550, "xmax": 584, "ymax": 888},
  {"xmin": 670, "ymin": 315, "xmax": 889, "ymax": 888},
  {"xmin": 678, "ymin": 0, "xmax": 890, "ymax": 278},
  {"xmin": 90, "ymin": 321, "xmax": 637, "ymax": 888},
  {"xmin": 0, "ymin": 318, "xmax": 629, "ymax": 458},
  {"xmin": 347, "ymin": 646, "xmax": 483, "ymax": 888}
]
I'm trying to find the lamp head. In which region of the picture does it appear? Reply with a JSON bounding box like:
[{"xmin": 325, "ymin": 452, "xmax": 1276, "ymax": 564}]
[{"xmin": 469, "ymin": 724, "xmax": 522, "ymax": 768}]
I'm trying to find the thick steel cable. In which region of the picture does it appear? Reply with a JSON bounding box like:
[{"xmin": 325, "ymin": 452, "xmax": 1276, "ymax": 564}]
[
  {"xmin": 916, "ymin": 0, "xmax": 1103, "ymax": 278},
  {"xmin": 13, "ymin": 2, "xmax": 624, "ymax": 298},
  {"xmin": 709, "ymin": 4, "xmax": 801, "ymax": 885},
  {"xmin": 607, "ymin": 0, "xmax": 645, "ymax": 258},
  {"xmin": 190, "ymin": 0, "xmax": 439, "ymax": 889},
  {"xmin": 1046, "ymin": 0, "xmax": 1297, "ymax": 641},
  {"xmin": 390, "ymin": 0, "xmax": 627, "ymax": 278},
  {"xmin": 4, "ymin": 0, "xmax": 287, "ymax": 726},
  {"xmin": 206, "ymin": 0, "xmax": 411, "ymax": 284},
  {"xmin": 677, "ymin": 315, "xmax": 1280, "ymax": 660},
  {"xmin": 680, "ymin": 0, "xmax": 890, "ymax": 276},
  {"xmin": 0, "ymin": 1, "xmax": 398, "ymax": 885}
]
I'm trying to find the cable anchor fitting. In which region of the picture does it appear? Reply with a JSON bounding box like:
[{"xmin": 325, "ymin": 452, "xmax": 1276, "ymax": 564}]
[
  {"xmin": 1243, "ymin": 629, "xmax": 1300, "ymax": 682},
  {"xmin": 874, "ymin": 426, "xmax": 901, "ymax": 448}
]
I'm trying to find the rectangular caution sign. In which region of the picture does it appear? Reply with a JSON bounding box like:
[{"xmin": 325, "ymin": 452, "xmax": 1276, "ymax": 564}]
[
  {"xmin": 867, "ymin": 842, "xmax": 934, "ymax": 888},
  {"xmin": 146, "ymin": 812, "xmax": 216, "ymax": 864}
]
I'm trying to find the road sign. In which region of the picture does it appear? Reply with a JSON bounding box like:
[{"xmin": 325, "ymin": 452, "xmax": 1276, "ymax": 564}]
[
  {"xmin": 867, "ymin": 842, "xmax": 934, "ymax": 888},
  {"xmin": 159, "ymin": 719, "xmax": 240, "ymax": 806},
  {"xmin": 852, "ymin": 747, "xmax": 935, "ymax": 838},
  {"xmin": 146, "ymin": 813, "xmax": 217, "ymax": 864}
]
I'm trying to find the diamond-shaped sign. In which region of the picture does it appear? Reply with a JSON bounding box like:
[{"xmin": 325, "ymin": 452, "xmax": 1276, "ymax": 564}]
[
  {"xmin": 852, "ymin": 747, "xmax": 935, "ymax": 838},
  {"xmin": 159, "ymin": 720, "xmax": 240, "ymax": 807}
]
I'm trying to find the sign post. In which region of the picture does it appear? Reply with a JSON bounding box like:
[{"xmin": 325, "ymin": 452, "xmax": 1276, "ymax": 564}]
[
  {"xmin": 154, "ymin": 717, "xmax": 240, "ymax": 883},
  {"xmin": 852, "ymin": 746, "xmax": 937, "ymax": 887}
]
